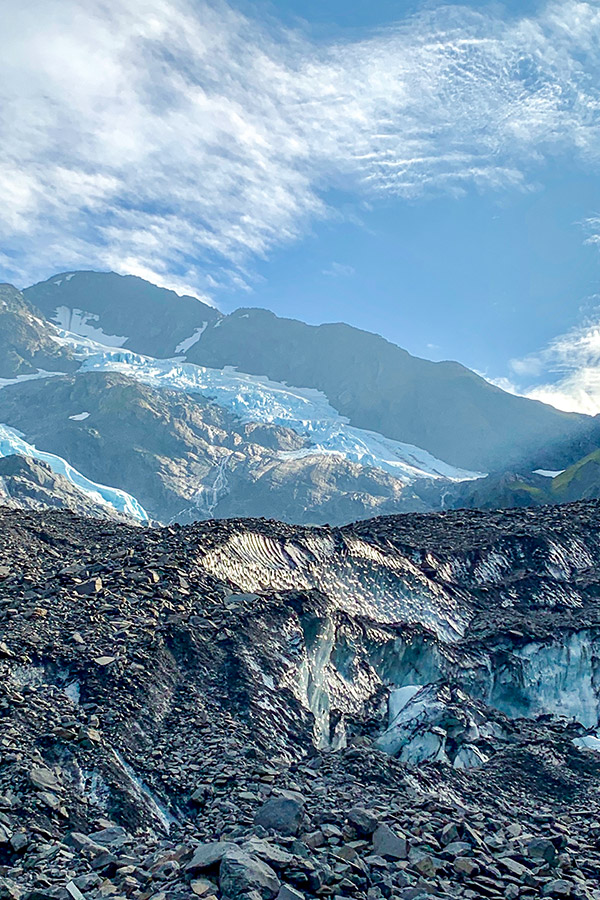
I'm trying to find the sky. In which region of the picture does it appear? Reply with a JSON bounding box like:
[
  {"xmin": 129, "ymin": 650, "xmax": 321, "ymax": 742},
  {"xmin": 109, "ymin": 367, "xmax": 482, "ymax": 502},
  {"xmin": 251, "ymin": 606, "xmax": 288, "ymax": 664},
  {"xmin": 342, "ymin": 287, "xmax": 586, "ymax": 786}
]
[{"xmin": 2, "ymin": 0, "xmax": 600, "ymax": 412}]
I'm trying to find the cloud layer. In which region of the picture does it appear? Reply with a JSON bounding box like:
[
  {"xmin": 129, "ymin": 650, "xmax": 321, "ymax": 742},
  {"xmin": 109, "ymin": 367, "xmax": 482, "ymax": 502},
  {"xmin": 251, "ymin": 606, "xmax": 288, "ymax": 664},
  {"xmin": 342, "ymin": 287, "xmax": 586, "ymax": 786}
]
[
  {"xmin": 2, "ymin": 0, "xmax": 600, "ymax": 297},
  {"xmin": 503, "ymin": 310, "xmax": 600, "ymax": 414}
]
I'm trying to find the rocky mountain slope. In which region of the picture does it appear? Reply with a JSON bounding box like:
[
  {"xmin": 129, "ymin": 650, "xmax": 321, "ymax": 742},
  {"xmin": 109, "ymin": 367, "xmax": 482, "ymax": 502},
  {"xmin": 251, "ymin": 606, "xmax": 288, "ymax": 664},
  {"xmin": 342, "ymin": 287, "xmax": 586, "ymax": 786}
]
[
  {"xmin": 419, "ymin": 449, "xmax": 600, "ymax": 512},
  {"xmin": 0, "ymin": 455, "xmax": 135, "ymax": 522},
  {"xmin": 189, "ymin": 308, "xmax": 591, "ymax": 473},
  {"xmin": 6, "ymin": 269, "xmax": 600, "ymax": 523},
  {"xmin": 0, "ymin": 284, "xmax": 74, "ymax": 380},
  {"xmin": 0, "ymin": 278, "xmax": 484, "ymax": 524},
  {"xmin": 2, "ymin": 503, "xmax": 600, "ymax": 899},
  {"xmin": 0, "ymin": 372, "xmax": 429, "ymax": 525}
]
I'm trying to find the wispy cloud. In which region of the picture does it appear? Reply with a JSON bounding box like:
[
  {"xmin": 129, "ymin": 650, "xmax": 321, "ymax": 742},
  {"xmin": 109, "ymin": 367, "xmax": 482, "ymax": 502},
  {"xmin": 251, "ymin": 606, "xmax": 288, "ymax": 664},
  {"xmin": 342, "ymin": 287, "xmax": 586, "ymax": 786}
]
[
  {"xmin": 505, "ymin": 305, "xmax": 600, "ymax": 414},
  {"xmin": 323, "ymin": 262, "xmax": 356, "ymax": 278},
  {"xmin": 2, "ymin": 0, "xmax": 600, "ymax": 295}
]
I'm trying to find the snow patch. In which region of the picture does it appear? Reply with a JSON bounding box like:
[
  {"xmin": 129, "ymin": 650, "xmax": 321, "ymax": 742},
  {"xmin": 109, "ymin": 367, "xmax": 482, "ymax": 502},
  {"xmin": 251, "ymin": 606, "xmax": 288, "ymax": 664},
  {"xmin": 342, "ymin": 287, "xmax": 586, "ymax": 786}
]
[
  {"xmin": 53, "ymin": 307, "xmax": 128, "ymax": 348},
  {"xmin": 0, "ymin": 370, "xmax": 63, "ymax": 390},
  {"xmin": 0, "ymin": 423, "xmax": 148, "ymax": 522},
  {"xmin": 174, "ymin": 323, "xmax": 207, "ymax": 354},
  {"xmin": 574, "ymin": 732, "xmax": 600, "ymax": 752},
  {"xmin": 69, "ymin": 412, "xmax": 90, "ymax": 421},
  {"xmin": 534, "ymin": 469, "xmax": 565, "ymax": 478}
]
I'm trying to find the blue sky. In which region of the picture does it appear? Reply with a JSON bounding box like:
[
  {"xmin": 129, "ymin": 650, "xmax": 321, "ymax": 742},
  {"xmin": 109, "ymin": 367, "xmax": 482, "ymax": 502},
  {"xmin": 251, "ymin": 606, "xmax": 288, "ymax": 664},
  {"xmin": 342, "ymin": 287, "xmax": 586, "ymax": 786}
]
[{"xmin": 2, "ymin": 0, "xmax": 600, "ymax": 411}]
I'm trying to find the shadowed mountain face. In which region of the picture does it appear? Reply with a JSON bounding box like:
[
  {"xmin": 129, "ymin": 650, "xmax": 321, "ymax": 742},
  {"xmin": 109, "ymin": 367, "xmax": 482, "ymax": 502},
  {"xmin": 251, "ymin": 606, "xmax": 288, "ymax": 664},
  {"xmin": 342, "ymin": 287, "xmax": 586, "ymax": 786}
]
[
  {"xmin": 25, "ymin": 270, "xmax": 221, "ymax": 359},
  {"xmin": 189, "ymin": 308, "xmax": 591, "ymax": 472},
  {"xmin": 0, "ymin": 283, "xmax": 75, "ymax": 379},
  {"xmin": 0, "ymin": 454, "xmax": 133, "ymax": 521}
]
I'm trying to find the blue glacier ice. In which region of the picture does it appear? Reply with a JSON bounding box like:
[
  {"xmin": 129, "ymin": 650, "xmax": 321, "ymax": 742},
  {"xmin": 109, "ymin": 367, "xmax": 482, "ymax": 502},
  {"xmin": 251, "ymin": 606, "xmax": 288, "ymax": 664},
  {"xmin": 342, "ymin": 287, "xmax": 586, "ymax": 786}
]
[
  {"xmin": 0, "ymin": 423, "xmax": 148, "ymax": 522},
  {"xmin": 70, "ymin": 345, "xmax": 481, "ymax": 483}
]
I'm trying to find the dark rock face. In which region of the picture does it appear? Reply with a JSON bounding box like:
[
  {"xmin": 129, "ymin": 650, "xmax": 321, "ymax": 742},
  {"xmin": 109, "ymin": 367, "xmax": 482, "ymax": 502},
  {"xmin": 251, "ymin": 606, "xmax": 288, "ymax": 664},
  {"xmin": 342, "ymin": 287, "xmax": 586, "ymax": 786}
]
[
  {"xmin": 0, "ymin": 455, "xmax": 132, "ymax": 522},
  {"xmin": 2, "ymin": 504, "xmax": 600, "ymax": 898},
  {"xmin": 189, "ymin": 307, "xmax": 591, "ymax": 472},
  {"xmin": 24, "ymin": 271, "xmax": 221, "ymax": 360},
  {"xmin": 254, "ymin": 794, "xmax": 305, "ymax": 836}
]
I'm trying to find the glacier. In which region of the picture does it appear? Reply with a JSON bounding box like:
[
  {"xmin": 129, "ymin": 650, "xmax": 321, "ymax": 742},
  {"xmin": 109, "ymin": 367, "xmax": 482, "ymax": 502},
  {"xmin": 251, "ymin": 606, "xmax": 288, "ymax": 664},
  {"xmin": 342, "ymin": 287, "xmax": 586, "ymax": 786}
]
[
  {"xmin": 63, "ymin": 343, "xmax": 482, "ymax": 484},
  {"xmin": 0, "ymin": 423, "xmax": 148, "ymax": 522}
]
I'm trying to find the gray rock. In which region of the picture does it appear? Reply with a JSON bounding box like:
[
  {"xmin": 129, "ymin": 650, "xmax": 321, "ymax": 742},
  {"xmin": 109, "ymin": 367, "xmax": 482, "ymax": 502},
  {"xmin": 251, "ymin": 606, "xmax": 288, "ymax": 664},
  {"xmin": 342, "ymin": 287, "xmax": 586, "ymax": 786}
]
[
  {"xmin": 528, "ymin": 837, "xmax": 558, "ymax": 866},
  {"xmin": 440, "ymin": 823, "xmax": 460, "ymax": 846},
  {"xmin": 75, "ymin": 576, "xmax": 103, "ymax": 595},
  {"xmin": 219, "ymin": 848, "xmax": 280, "ymax": 899},
  {"xmin": 254, "ymin": 793, "xmax": 305, "ymax": 836},
  {"xmin": 0, "ymin": 877, "xmax": 22, "ymax": 900},
  {"xmin": 65, "ymin": 883, "xmax": 86, "ymax": 900},
  {"xmin": 243, "ymin": 837, "xmax": 293, "ymax": 867},
  {"xmin": 29, "ymin": 764, "xmax": 62, "ymax": 792},
  {"xmin": 347, "ymin": 807, "xmax": 379, "ymax": 836},
  {"xmin": 453, "ymin": 857, "xmax": 479, "ymax": 877},
  {"xmin": 442, "ymin": 841, "xmax": 472, "ymax": 857},
  {"xmin": 186, "ymin": 841, "xmax": 235, "ymax": 871},
  {"xmin": 543, "ymin": 881, "xmax": 573, "ymax": 898},
  {"xmin": 372, "ymin": 824, "xmax": 408, "ymax": 860},
  {"xmin": 88, "ymin": 825, "xmax": 128, "ymax": 848},
  {"xmin": 277, "ymin": 888, "xmax": 305, "ymax": 900}
]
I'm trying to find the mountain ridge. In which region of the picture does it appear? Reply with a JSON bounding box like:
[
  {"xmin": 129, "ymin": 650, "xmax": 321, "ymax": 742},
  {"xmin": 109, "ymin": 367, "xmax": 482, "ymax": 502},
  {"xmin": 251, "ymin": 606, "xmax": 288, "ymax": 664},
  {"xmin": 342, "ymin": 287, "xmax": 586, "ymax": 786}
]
[{"xmin": 25, "ymin": 271, "xmax": 593, "ymax": 472}]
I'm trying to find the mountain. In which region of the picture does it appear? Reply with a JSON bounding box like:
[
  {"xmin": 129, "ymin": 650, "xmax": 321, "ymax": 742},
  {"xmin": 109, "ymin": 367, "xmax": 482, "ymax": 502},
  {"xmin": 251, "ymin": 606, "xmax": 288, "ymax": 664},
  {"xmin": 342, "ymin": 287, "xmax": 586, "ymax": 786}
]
[
  {"xmin": 0, "ymin": 283, "xmax": 74, "ymax": 379},
  {"xmin": 2, "ymin": 503, "xmax": 600, "ymax": 899},
  {"xmin": 24, "ymin": 271, "xmax": 592, "ymax": 472},
  {"xmin": 0, "ymin": 420, "xmax": 148, "ymax": 522},
  {"xmin": 189, "ymin": 307, "xmax": 591, "ymax": 472},
  {"xmin": 0, "ymin": 371, "xmax": 434, "ymax": 524},
  {"xmin": 25, "ymin": 270, "xmax": 221, "ymax": 359},
  {"xmin": 3, "ymin": 268, "xmax": 600, "ymax": 524},
  {"xmin": 422, "ymin": 449, "xmax": 600, "ymax": 512}
]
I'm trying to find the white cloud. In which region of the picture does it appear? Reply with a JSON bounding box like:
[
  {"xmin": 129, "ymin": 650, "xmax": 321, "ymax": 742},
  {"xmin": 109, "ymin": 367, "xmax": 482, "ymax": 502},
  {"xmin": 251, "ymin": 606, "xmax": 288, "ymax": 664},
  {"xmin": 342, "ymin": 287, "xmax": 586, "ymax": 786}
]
[
  {"xmin": 2, "ymin": 0, "xmax": 600, "ymax": 294},
  {"xmin": 323, "ymin": 262, "xmax": 356, "ymax": 277},
  {"xmin": 506, "ymin": 314, "xmax": 600, "ymax": 414}
]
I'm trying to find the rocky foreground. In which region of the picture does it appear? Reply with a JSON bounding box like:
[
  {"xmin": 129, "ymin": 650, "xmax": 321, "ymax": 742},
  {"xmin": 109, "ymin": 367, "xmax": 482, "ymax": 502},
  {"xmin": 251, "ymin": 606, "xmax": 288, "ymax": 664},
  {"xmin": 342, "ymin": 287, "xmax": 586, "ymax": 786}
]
[{"xmin": 2, "ymin": 504, "xmax": 600, "ymax": 900}]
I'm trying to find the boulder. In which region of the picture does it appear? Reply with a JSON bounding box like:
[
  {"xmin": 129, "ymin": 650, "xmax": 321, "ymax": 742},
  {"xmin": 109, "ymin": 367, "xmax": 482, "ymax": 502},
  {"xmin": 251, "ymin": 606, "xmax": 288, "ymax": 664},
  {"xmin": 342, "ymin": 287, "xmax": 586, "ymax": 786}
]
[
  {"xmin": 372, "ymin": 824, "xmax": 408, "ymax": 860},
  {"xmin": 219, "ymin": 848, "xmax": 280, "ymax": 899},
  {"xmin": 254, "ymin": 792, "xmax": 304, "ymax": 836},
  {"xmin": 528, "ymin": 837, "xmax": 558, "ymax": 866},
  {"xmin": 186, "ymin": 841, "xmax": 235, "ymax": 871},
  {"xmin": 347, "ymin": 807, "xmax": 379, "ymax": 836}
]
